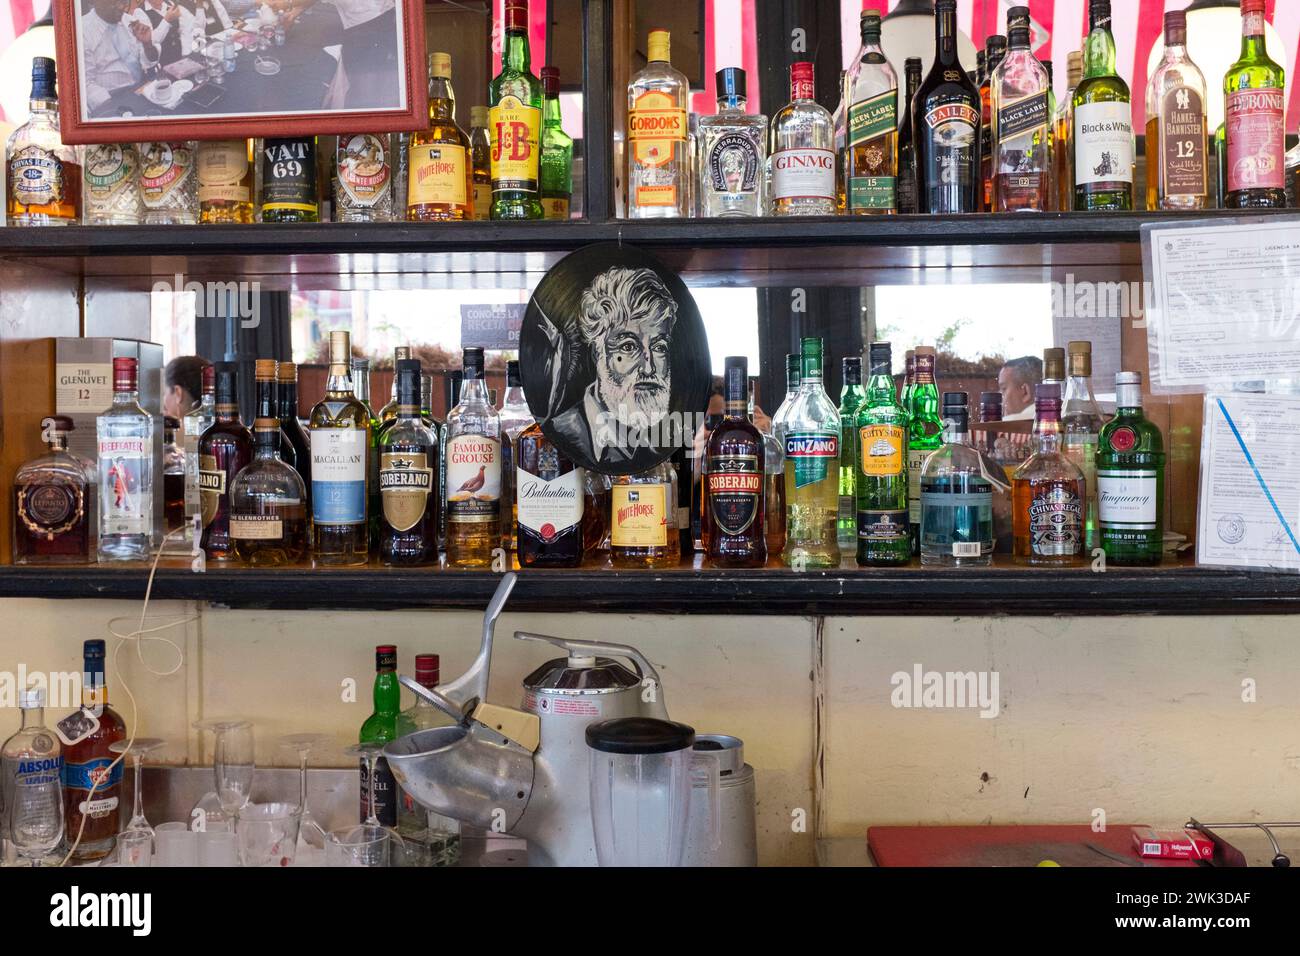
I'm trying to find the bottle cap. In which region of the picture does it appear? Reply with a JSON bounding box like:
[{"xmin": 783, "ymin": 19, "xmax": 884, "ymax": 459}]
[
  {"xmin": 1115, "ymin": 371, "xmax": 1142, "ymax": 387},
  {"xmin": 1090, "ymin": 0, "xmax": 1112, "ymax": 26},
  {"xmin": 393, "ymin": 346, "xmax": 412, "ymax": 363},
  {"xmin": 868, "ymin": 342, "xmax": 892, "ymax": 374},
  {"xmin": 446, "ymin": 368, "xmax": 464, "ymax": 408},
  {"xmin": 842, "ymin": 356, "xmax": 862, "ymax": 385},
  {"xmin": 1043, "ymin": 347, "xmax": 1065, "ymax": 381},
  {"xmin": 44, "ymin": 415, "xmax": 74, "ymax": 436},
  {"xmin": 860, "ymin": 10, "xmax": 881, "ymax": 41},
  {"xmin": 429, "ymin": 51, "xmax": 451, "ymax": 79},
  {"xmin": 203, "ymin": 363, "xmax": 217, "ymax": 393},
  {"xmin": 647, "ymin": 30, "xmax": 671, "ymax": 64},
  {"xmin": 255, "ymin": 358, "xmax": 277, "ymax": 381},
  {"xmin": 19, "ymin": 687, "xmax": 45, "ymax": 709},
  {"xmin": 376, "ymin": 645, "xmax": 397, "ymax": 670},
  {"xmin": 396, "ymin": 358, "xmax": 422, "ymax": 406},
  {"xmin": 541, "ymin": 65, "xmax": 560, "ymax": 96},
  {"xmin": 506, "ymin": 359, "xmax": 521, "ymax": 387},
  {"xmin": 113, "ymin": 357, "xmax": 138, "ymax": 391},
  {"xmin": 905, "ymin": 57, "xmax": 922, "ymax": 74},
  {"xmin": 942, "ymin": 391, "xmax": 968, "ymax": 408},
  {"xmin": 1164, "ymin": 10, "xmax": 1186, "ymax": 37},
  {"xmin": 1035, "ymin": 382, "xmax": 1061, "ymax": 402},
  {"xmin": 30, "ymin": 57, "xmax": 56, "ymax": 99},
  {"xmin": 504, "ymin": 0, "xmax": 528, "ymax": 32},
  {"xmin": 214, "ymin": 362, "xmax": 238, "ymax": 405},
  {"xmin": 329, "ymin": 330, "xmax": 350, "ymax": 366},
  {"xmin": 715, "ymin": 67, "xmax": 746, "ymax": 101},
  {"xmin": 790, "ymin": 61, "xmax": 815, "ymax": 100},
  {"xmin": 462, "ymin": 347, "xmax": 484, "ymax": 377},
  {"xmin": 415, "ymin": 654, "xmax": 441, "ymax": 687},
  {"xmin": 351, "ymin": 357, "xmax": 370, "ymax": 372},
  {"xmin": 84, "ymin": 639, "xmax": 106, "ymax": 661},
  {"xmin": 1240, "ymin": 0, "xmax": 1265, "ymax": 15},
  {"xmin": 471, "ymin": 105, "xmax": 489, "ymax": 126}
]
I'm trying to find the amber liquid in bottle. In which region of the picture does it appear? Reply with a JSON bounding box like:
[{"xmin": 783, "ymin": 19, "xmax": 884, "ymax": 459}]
[
  {"xmin": 515, "ymin": 422, "xmax": 584, "ymax": 568},
  {"xmin": 407, "ymin": 52, "xmax": 474, "ymax": 222}
]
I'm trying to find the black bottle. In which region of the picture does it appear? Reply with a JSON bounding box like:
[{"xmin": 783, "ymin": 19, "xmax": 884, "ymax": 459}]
[
  {"xmin": 914, "ymin": 0, "xmax": 983, "ymax": 214},
  {"xmin": 897, "ymin": 57, "xmax": 924, "ymax": 214}
]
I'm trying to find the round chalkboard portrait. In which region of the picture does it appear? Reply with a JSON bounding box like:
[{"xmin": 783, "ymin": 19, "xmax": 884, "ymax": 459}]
[{"xmin": 520, "ymin": 243, "xmax": 711, "ymax": 476}]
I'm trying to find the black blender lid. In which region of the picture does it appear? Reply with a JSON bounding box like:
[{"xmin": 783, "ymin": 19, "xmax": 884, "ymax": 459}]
[{"xmin": 585, "ymin": 717, "xmax": 695, "ymax": 755}]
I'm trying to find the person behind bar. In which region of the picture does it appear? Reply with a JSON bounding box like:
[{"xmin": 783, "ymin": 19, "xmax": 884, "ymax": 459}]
[
  {"xmin": 163, "ymin": 355, "xmax": 211, "ymax": 419},
  {"xmin": 82, "ymin": 0, "xmax": 161, "ymax": 112}
]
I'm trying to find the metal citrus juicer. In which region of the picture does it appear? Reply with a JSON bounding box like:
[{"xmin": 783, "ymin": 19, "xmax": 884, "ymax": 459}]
[{"xmin": 384, "ymin": 572, "xmax": 673, "ymax": 867}]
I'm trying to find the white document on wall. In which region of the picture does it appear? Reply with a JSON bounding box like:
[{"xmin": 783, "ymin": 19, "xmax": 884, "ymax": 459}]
[
  {"xmin": 1143, "ymin": 217, "xmax": 1300, "ymax": 392},
  {"xmin": 1197, "ymin": 392, "xmax": 1300, "ymax": 572}
]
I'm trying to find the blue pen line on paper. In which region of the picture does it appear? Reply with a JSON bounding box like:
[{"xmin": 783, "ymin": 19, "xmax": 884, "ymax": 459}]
[{"xmin": 1216, "ymin": 397, "xmax": 1300, "ymax": 557}]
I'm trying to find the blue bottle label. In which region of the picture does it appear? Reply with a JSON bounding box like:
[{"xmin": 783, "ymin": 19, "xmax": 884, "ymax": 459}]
[{"xmin": 312, "ymin": 428, "xmax": 367, "ymax": 525}]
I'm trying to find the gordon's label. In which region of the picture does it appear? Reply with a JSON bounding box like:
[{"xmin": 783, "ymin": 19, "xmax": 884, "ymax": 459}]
[
  {"xmin": 629, "ymin": 90, "xmax": 687, "ymax": 167},
  {"xmin": 409, "ymin": 142, "xmax": 467, "ymax": 207},
  {"xmin": 1159, "ymin": 86, "xmax": 1207, "ymax": 198},
  {"xmin": 707, "ymin": 454, "xmax": 762, "ymax": 537},
  {"xmin": 1074, "ymin": 102, "xmax": 1134, "ymax": 186},
  {"xmin": 446, "ymin": 435, "xmax": 501, "ymax": 524},
  {"xmin": 311, "ymin": 428, "xmax": 367, "ymax": 525},
  {"xmin": 517, "ymin": 467, "xmax": 583, "ymax": 542},
  {"xmin": 859, "ymin": 424, "xmax": 905, "ymax": 477},
  {"xmin": 197, "ymin": 140, "xmax": 251, "ymax": 204},
  {"xmin": 198, "ymin": 453, "xmax": 225, "ymax": 527},
  {"xmin": 84, "ymin": 144, "xmax": 139, "ymax": 203},
  {"xmin": 849, "ymin": 90, "xmax": 898, "ymax": 147},
  {"xmin": 10, "ymin": 144, "xmax": 65, "ymax": 207},
  {"xmin": 99, "ymin": 437, "xmax": 149, "ymax": 535},
  {"xmin": 1028, "ymin": 479, "xmax": 1083, "ymax": 556},
  {"xmin": 1097, "ymin": 470, "xmax": 1158, "ymax": 528},
  {"xmin": 1226, "ymin": 88, "xmax": 1284, "ymax": 192},
  {"xmin": 785, "ymin": 432, "xmax": 838, "ymax": 490},
  {"xmin": 230, "ymin": 514, "xmax": 285, "ymax": 540},
  {"xmin": 611, "ymin": 483, "xmax": 668, "ymax": 548},
  {"xmin": 138, "ymin": 142, "xmax": 194, "ymax": 209},
  {"xmin": 380, "ymin": 451, "xmax": 434, "ymax": 532},
  {"xmin": 772, "ymin": 147, "xmax": 836, "ymax": 203},
  {"xmin": 489, "ymin": 95, "xmax": 541, "ymax": 193},
  {"xmin": 336, "ymin": 133, "xmax": 391, "ymax": 207}
]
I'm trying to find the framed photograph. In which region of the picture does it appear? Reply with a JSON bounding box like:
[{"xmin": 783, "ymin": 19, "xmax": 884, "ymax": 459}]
[{"xmin": 52, "ymin": 0, "xmax": 428, "ymax": 144}]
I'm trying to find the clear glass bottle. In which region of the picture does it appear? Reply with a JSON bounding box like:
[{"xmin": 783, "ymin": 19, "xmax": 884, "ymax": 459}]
[
  {"xmin": 498, "ymin": 360, "xmax": 534, "ymax": 552},
  {"xmin": 610, "ymin": 460, "xmax": 681, "ymax": 568},
  {"xmin": 6, "ymin": 57, "xmax": 81, "ymax": 226},
  {"xmin": 921, "ymin": 392, "xmax": 994, "ymax": 567},
  {"xmin": 837, "ymin": 357, "xmax": 866, "ymax": 551},
  {"xmin": 13, "ymin": 416, "xmax": 95, "ymax": 564},
  {"xmin": 378, "ymin": 359, "xmax": 439, "ymax": 567},
  {"xmin": 1012, "ymin": 383, "xmax": 1085, "ymax": 565},
  {"xmin": 1, "ymin": 689, "xmax": 64, "ymax": 866},
  {"xmin": 1223, "ymin": 0, "xmax": 1287, "ymax": 209},
  {"xmin": 855, "ymin": 342, "xmax": 910, "ymax": 567},
  {"xmin": 627, "ymin": 29, "xmax": 691, "ymax": 218},
  {"xmin": 335, "ymin": 132, "xmax": 393, "ymax": 222},
  {"xmin": 1146, "ymin": 11, "xmax": 1209, "ymax": 211},
  {"xmin": 230, "ymin": 418, "xmax": 308, "ymax": 567},
  {"xmin": 468, "ymin": 105, "xmax": 493, "ymax": 219},
  {"xmin": 97, "ymin": 358, "xmax": 154, "ymax": 562},
  {"xmin": 1055, "ymin": 51, "xmax": 1083, "ymax": 212},
  {"xmin": 697, "ymin": 68, "xmax": 767, "ymax": 219},
  {"xmin": 138, "ymin": 141, "xmax": 199, "ymax": 225},
  {"xmin": 846, "ymin": 11, "xmax": 898, "ymax": 215},
  {"xmin": 1097, "ymin": 372, "xmax": 1165, "ymax": 566},
  {"xmin": 1072, "ymin": 0, "xmax": 1135, "ymax": 211},
  {"xmin": 991, "ymin": 7, "xmax": 1052, "ymax": 212},
  {"xmin": 395, "ymin": 654, "xmax": 462, "ymax": 865},
  {"xmin": 309, "ymin": 331, "xmax": 370, "ymax": 566},
  {"xmin": 1062, "ymin": 341, "xmax": 1106, "ymax": 551},
  {"xmin": 444, "ymin": 347, "xmax": 501, "ymax": 568},
  {"xmin": 772, "ymin": 62, "xmax": 837, "ymax": 217},
  {"xmin": 782, "ymin": 337, "xmax": 841, "ymax": 568},
  {"xmin": 83, "ymin": 143, "xmax": 143, "ymax": 225},
  {"xmin": 540, "ymin": 66, "xmax": 574, "ymax": 219},
  {"xmin": 198, "ymin": 139, "xmax": 255, "ymax": 224},
  {"xmin": 489, "ymin": 0, "xmax": 544, "ymax": 220},
  {"xmin": 407, "ymin": 52, "xmax": 472, "ymax": 222},
  {"xmin": 182, "ymin": 365, "xmax": 215, "ymax": 545}
]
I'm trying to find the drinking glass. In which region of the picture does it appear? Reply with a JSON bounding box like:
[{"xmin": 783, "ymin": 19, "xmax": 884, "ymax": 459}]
[
  {"xmin": 8, "ymin": 761, "xmax": 64, "ymax": 866},
  {"xmin": 197, "ymin": 828, "xmax": 239, "ymax": 866},
  {"xmin": 325, "ymin": 825, "xmax": 390, "ymax": 867},
  {"xmin": 155, "ymin": 822, "xmax": 198, "ymax": 867},
  {"xmin": 108, "ymin": 737, "xmax": 167, "ymax": 837},
  {"xmin": 235, "ymin": 802, "xmax": 302, "ymax": 867},
  {"xmin": 115, "ymin": 829, "xmax": 154, "ymax": 867},
  {"xmin": 277, "ymin": 732, "xmax": 328, "ymax": 847},
  {"xmin": 193, "ymin": 719, "xmax": 254, "ymax": 818}
]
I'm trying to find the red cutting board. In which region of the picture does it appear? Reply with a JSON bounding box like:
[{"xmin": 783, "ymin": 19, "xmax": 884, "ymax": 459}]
[{"xmin": 867, "ymin": 825, "xmax": 1197, "ymax": 867}]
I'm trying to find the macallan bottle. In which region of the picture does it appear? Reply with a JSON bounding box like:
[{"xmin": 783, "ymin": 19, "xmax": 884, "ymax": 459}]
[
  {"xmin": 915, "ymin": 0, "xmax": 982, "ymax": 214},
  {"xmin": 705, "ymin": 357, "xmax": 766, "ymax": 568},
  {"xmin": 198, "ymin": 363, "xmax": 253, "ymax": 561},
  {"xmin": 1146, "ymin": 12, "xmax": 1208, "ymax": 211},
  {"xmin": 407, "ymin": 52, "xmax": 473, "ymax": 221},
  {"xmin": 444, "ymin": 348, "xmax": 501, "ymax": 568},
  {"xmin": 627, "ymin": 29, "xmax": 691, "ymax": 218},
  {"xmin": 198, "ymin": 140, "xmax": 256, "ymax": 224},
  {"xmin": 309, "ymin": 332, "xmax": 371, "ymax": 566},
  {"xmin": 379, "ymin": 360, "xmax": 440, "ymax": 566},
  {"xmin": 516, "ymin": 420, "xmax": 584, "ymax": 568},
  {"xmin": 6, "ymin": 57, "xmax": 81, "ymax": 226},
  {"xmin": 1012, "ymin": 383, "xmax": 1085, "ymax": 565},
  {"xmin": 489, "ymin": 0, "xmax": 544, "ymax": 220},
  {"xmin": 1224, "ymin": 0, "xmax": 1287, "ymax": 209},
  {"xmin": 60, "ymin": 640, "xmax": 126, "ymax": 863}
]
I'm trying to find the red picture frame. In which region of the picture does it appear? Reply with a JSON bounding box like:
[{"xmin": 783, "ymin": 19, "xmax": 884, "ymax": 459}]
[{"xmin": 52, "ymin": 0, "xmax": 428, "ymax": 145}]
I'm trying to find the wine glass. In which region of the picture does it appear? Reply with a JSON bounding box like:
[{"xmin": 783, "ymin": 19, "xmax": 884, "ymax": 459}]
[
  {"xmin": 108, "ymin": 737, "xmax": 167, "ymax": 837},
  {"xmin": 324, "ymin": 742, "xmax": 405, "ymax": 867},
  {"xmin": 192, "ymin": 719, "xmax": 254, "ymax": 828},
  {"xmin": 277, "ymin": 732, "xmax": 328, "ymax": 848},
  {"xmin": 8, "ymin": 758, "xmax": 64, "ymax": 867}
]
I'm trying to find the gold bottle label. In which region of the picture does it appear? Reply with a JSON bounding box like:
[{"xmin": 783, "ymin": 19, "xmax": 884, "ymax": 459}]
[
  {"xmin": 10, "ymin": 145, "xmax": 64, "ymax": 206},
  {"xmin": 199, "ymin": 454, "xmax": 224, "ymax": 527},
  {"xmin": 197, "ymin": 141, "xmax": 251, "ymax": 203},
  {"xmin": 472, "ymin": 181, "xmax": 492, "ymax": 218},
  {"xmin": 489, "ymin": 96, "xmax": 541, "ymax": 193},
  {"xmin": 409, "ymin": 143, "xmax": 467, "ymax": 207},
  {"xmin": 611, "ymin": 483, "xmax": 668, "ymax": 548},
  {"xmin": 84, "ymin": 144, "xmax": 138, "ymax": 202},
  {"xmin": 230, "ymin": 514, "xmax": 283, "ymax": 540},
  {"xmin": 138, "ymin": 142, "xmax": 194, "ymax": 209},
  {"xmin": 380, "ymin": 451, "xmax": 433, "ymax": 532}
]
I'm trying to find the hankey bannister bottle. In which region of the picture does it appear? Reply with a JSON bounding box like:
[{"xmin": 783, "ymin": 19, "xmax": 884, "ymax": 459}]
[
  {"xmin": 846, "ymin": 11, "xmax": 898, "ymax": 216},
  {"xmin": 771, "ymin": 62, "xmax": 837, "ymax": 217},
  {"xmin": 782, "ymin": 337, "xmax": 840, "ymax": 568},
  {"xmin": 138, "ymin": 141, "xmax": 199, "ymax": 225},
  {"xmin": 444, "ymin": 348, "xmax": 502, "ymax": 568},
  {"xmin": 97, "ymin": 358, "xmax": 155, "ymax": 562},
  {"xmin": 198, "ymin": 363, "xmax": 253, "ymax": 562},
  {"xmin": 627, "ymin": 29, "xmax": 691, "ymax": 218},
  {"xmin": 915, "ymin": 1, "xmax": 982, "ymax": 214},
  {"xmin": 13, "ymin": 417, "xmax": 95, "ymax": 564},
  {"xmin": 378, "ymin": 359, "xmax": 439, "ymax": 566},
  {"xmin": 1012, "ymin": 383, "xmax": 1085, "ymax": 565},
  {"xmin": 856, "ymin": 342, "xmax": 910, "ymax": 567},
  {"xmin": 230, "ymin": 418, "xmax": 308, "ymax": 567},
  {"xmin": 991, "ymin": 7, "xmax": 1052, "ymax": 212},
  {"xmin": 698, "ymin": 68, "xmax": 767, "ymax": 218},
  {"xmin": 407, "ymin": 52, "xmax": 472, "ymax": 222},
  {"xmin": 1146, "ymin": 11, "xmax": 1209, "ymax": 211},
  {"xmin": 358, "ymin": 646, "xmax": 400, "ymax": 828},
  {"xmin": 83, "ymin": 144, "xmax": 143, "ymax": 225},
  {"xmin": 6, "ymin": 57, "xmax": 81, "ymax": 226},
  {"xmin": 309, "ymin": 331, "xmax": 370, "ymax": 566},
  {"xmin": 489, "ymin": 0, "xmax": 544, "ymax": 220},
  {"xmin": 1072, "ymin": 0, "xmax": 1134, "ymax": 211},
  {"xmin": 705, "ymin": 356, "xmax": 766, "ymax": 568},
  {"xmin": 920, "ymin": 392, "xmax": 994, "ymax": 567},
  {"xmin": 60, "ymin": 639, "xmax": 127, "ymax": 863},
  {"xmin": 1223, "ymin": 0, "xmax": 1287, "ymax": 209},
  {"xmin": 1097, "ymin": 372, "xmax": 1165, "ymax": 566}
]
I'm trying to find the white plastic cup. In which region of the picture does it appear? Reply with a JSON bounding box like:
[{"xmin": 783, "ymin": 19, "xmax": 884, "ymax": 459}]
[
  {"xmin": 155, "ymin": 824, "xmax": 198, "ymax": 867},
  {"xmin": 197, "ymin": 829, "xmax": 238, "ymax": 867}
]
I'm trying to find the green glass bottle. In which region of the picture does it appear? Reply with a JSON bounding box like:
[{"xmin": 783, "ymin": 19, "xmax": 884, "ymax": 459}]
[
  {"xmin": 359, "ymin": 644, "xmax": 400, "ymax": 826},
  {"xmin": 1072, "ymin": 0, "xmax": 1134, "ymax": 211},
  {"xmin": 1223, "ymin": 0, "xmax": 1287, "ymax": 209},
  {"xmin": 837, "ymin": 356, "xmax": 867, "ymax": 551},
  {"xmin": 489, "ymin": 0, "xmax": 544, "ymax": 220},
  {"xmin": 906, "ymin": 345, "xmax": 943, "ymax": 554},
  {"xmin": 539, "ymin": 66, "xmax": 573, "ymax": 220},
  {"xmin": 1096, "ymin": 372, "xmax": 1164, "ymax": 566},
  {"xmin": 856, "ymin": 342, "xmax": 910, "ymax": 566}
]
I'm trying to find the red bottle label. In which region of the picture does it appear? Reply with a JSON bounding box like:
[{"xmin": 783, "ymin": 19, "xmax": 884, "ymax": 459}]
[{"xmin": 1227, "ymin": 88, "xmax": 1284, "ymax": 192}]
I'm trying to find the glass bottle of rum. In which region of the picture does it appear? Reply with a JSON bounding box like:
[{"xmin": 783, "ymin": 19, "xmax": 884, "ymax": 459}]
[
  {"xmin": 13, "ymin": 416, "xmax": 95, "ymax": 564},
  {"xmin": 1012, "ymin": 383, "xmax": 1085, "ymax": 565},
  {"xmin": 6, "ymin": 57, "xmax": 81, "ymax": 226},
  {"xmin": 83, "ymin": 144, "xmax": 143, "ymax": 225},
  {"xmin": 516, "ymin": 420, "xmax": 584, "ymax": 568},
  {"xmin": 1097, "ymin": 372, "xmax": 1165, "ymax": 566},
  {"xmin": 198, "ymin": 363, "xmax": 253, "ymax": 562},
  {"xmin": 627, "ymin": 29, "xmax": 691, "ymax": 218},
  {"xmin": 138, "ymin": 142, "xmax": 199, "ymax": 225},
  {"xmin": 698, "ymin": 68, "xmax": 767, "ymax": 218},
  {"xmin": 855, "ymin": 342, "xmax": 909, "ymax": 567},
  {"xmin": 771, "ymin": 62, "xmax": 838, "ymax": 217},
  {"xmin": 259, "ymin": 137, "xmax": 319, "ymax": 222},
  {"xmin": 610, "ymin": 460, "xmax": 680, "ymax": 569},
  {"xmin": 1072, "ymin": 0, "xmax": 1134, "ymax": 211},
  {"xmin": 97, "ymin": 358, "xmax": 154, "ymax": 562},
  {"xmin": 991, "ymin": 8, "xmax": 1052, "ymax": 212},
  {"xmin": 489, "ymin": 0, "xmax": 544, "ymax": 220},
  {"xmin": 1062, "ymin": 341, "xmax": 1106, "ymax": 551},
  {"xmin": 230, "ymin": 418, "xmax": 308, "ymax": 567},
  {"xmin": 915, "ymin": 1, "xmax": 982, "ymax": 214},
  {"xmin": 1146, "ymin": 12, "xmax": 1208, "ymax": 211},
  {"xmin": 1224, "ymin": 0, "xmax": 1287, "ymax": 209},
  {"xmin": 896, "ymin": 57, "xmax": 923, "ymax": 215},
  {"xmin": 782, "ymin": 337, "xmax": 841, "ymax": 568},
  {"xmin": 60, "ymin": 639, "xmax": 126, "ymax": 863},
  {"xmin": 407, "ymin": 52, "xmax": 473, "ymax": 222},
  {"xmin": 468, "ymin": 106, "xmax": 492, "ymax": 220},
  {"xmin": 334, "ymin": 132, "xmax": 393, "ymax": 222},
  {"xmin": 378, "ymin": 359, "xmax": 440, "ymax": 567},
  {"xmin": 197, "ymin": 140, "xmax": 255, "ymax": 224},
  {"xmin": 444, "ymin": 348, "xmax": 501, "ymax": 568},
  {"xmin": 846, "ymin": 11, "xmax": 898, "ymax": 215},
  {"xmin": 309, "ymin": 331, "xmax": 370, "ymax": 566},
  {"xmin": 705, "ymin": 356, "xmax": 766, "ymax": 568},
  {"xmin": 539, "ymin": 66, "xmax": 574, "ymax": 220}
]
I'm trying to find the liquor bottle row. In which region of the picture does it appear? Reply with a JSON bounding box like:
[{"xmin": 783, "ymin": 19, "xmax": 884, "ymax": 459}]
[
  {"xmin": 5, "ymin": 1, "xmax": 572, "ymax": 226},
  {"xmin": 629, "ymin": 0, "xmax": 1296, "ymax": 217}
]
